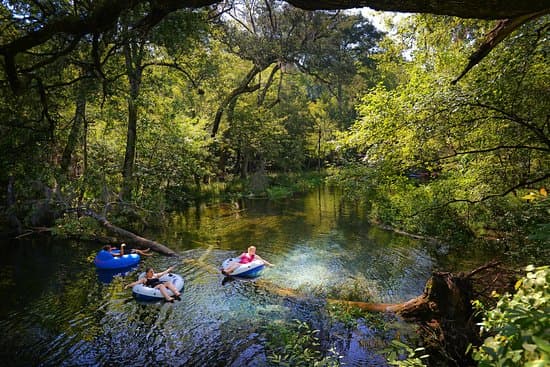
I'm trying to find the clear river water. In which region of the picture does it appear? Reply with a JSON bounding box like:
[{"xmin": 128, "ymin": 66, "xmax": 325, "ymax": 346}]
[{"xmin": 0, "ymin": 186, "xmax": 497, "ymax": 366}]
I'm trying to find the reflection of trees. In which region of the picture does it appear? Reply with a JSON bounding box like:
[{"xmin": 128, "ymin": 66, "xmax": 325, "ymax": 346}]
[{"xmin": 0, "ymin": 240, "xmax": 108, "ymax": 364}]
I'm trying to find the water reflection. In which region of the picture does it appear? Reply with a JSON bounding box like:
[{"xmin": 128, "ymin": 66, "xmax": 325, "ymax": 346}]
[{"xmin": 0, "ymin": 187, "xmax": 496, "ymax": 366}]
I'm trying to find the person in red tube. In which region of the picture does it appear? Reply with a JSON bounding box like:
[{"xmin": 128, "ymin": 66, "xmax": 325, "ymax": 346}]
[{"xmin": 222, "ymin": 245, "xmax": 273, "ymax": 275}]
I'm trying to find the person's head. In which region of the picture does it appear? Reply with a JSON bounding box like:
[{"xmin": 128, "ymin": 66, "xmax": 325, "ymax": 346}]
[
  {"xmin": 103, "ymin": 245, "xmax": 112, "ymax": 252},
  {"xmin": 247, "ymin": 246, "xmax": 256, "ymax": 255},
  {"xmin": 145, "ymin": 267, "xmax": 154, "ymax": 278}
]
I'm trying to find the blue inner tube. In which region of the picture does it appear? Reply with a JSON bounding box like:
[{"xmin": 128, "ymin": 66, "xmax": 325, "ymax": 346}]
[
  {"xmin": 132, "ymin": 273, "xmax": 185, "ymax": 301},
  {"xmin": 221, "ymin": 258, "xmax": 265, "ymax": 278},
  {"xmin": 94, "ymin": 250, "xmax": 141, "ymax": 269}
]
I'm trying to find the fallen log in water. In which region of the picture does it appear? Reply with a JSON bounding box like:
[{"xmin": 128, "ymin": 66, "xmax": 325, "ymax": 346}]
[
  {"xmin": 331, "ymin": 261, "xmax": 513, "ymax": 366},
  {"xmin": 327, "ymin": 299, "xmax": 401, "ymax": 312},
  {"xmin": 246, "ymin": 260, "xmax": 511, "ymax": 366},
  {"xmin": 83, "ymin": 208, "xmax": 177, "ymax": 256}
]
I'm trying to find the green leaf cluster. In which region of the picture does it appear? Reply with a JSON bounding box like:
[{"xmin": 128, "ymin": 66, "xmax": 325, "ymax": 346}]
[
  {"xmin": 473, "ymin": 265, "xmax": 550, "ymax": 367},
  {"xmin": 384, "ymin": 340, "xmax": 428, "ymax": 367},
  {"xmin": 331, "ymin": 14, "xmax": 549, "ymax": 243}
]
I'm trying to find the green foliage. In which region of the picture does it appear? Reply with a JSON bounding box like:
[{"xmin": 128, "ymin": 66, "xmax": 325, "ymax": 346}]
[
  {"xmin": 384, "ymin": 340, "xmax": 429, "ymax": 367},
  {"xmin": 525, "ymin": 196, "xmax": 550, "ymax": 248},
  {"xmin": 52, "ymin": 215, "xmax": 104, "ymax": 240},
  {"xmin": 472, "ymin": 265, "xmax": 550, "ymax": 367},
  {"xmin": 327, "ymin": 303, "xmax": 390, "ymax": 332},
  {"xmin": 266, "ymin": 186, "xmax": 293, "ymax": 200},
  {"xmin": 265, "ymin": 319, "xmax": 341, "ymax": 367},
  {"xmin": 267, "ymin": 172, "xmax": 325, "ymax": 198},
  {"xmin": 330, "ymin": 14, "xmax": 550, "ymax": 245},
  {"xmin": 327, "ymin": 304, "xmax": 365, "ymax": 328}
]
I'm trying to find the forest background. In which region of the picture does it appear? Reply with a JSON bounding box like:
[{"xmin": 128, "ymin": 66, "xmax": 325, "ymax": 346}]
[
  {"xmin": 1, "ymin": 1, "xmax": 549, "ymax": 365},
  {"xmin": 1, "ymin": 1, "xmax": 547, "ymax": 260}
]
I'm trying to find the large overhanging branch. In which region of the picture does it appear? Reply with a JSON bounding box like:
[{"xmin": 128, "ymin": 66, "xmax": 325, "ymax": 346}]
[
  {"xmin": 452, "ymin": 9, "xmax": 550, "ymax": 84},
  {"xmin": 286, "ymin": 1, "xmax": 550, "ymax": 19}
]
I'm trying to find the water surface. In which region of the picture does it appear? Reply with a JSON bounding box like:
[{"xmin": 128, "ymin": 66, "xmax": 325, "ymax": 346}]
[{"xmin": 0, "ymin": 187, "xmax": 495, "ymax": 366}]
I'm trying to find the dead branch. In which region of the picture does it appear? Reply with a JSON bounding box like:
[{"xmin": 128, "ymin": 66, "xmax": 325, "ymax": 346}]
[{"xmin": 82, "ymin": 208, "xmax": 177, "ymax": 256}]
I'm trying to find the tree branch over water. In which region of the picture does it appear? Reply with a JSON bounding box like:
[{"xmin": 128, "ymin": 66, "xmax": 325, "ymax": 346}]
[
  {"xmin": 2, "ymin": 1, "xmax": 549, "ymax": 92},
  {"xmin": 410, "ymin": 173, "xmax": 550, "ymax": 217}
]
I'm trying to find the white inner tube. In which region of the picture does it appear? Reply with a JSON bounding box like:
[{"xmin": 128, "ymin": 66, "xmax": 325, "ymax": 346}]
[
  {"xmin": 132, "ymin": 272, "xmax": 184, "ymax": 299},
  {"xmin": 221, "ymin": 258, "xmax": 265, "ymax": 277}
]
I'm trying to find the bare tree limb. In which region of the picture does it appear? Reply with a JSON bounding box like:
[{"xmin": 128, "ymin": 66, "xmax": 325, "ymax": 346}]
[
  {"xmin": 141, "ymin": 61, "xmax": 200, "ymax": 88},
  {"xmin": 411, "ymin": 173, "xmax": 550, "ymax": 217}
]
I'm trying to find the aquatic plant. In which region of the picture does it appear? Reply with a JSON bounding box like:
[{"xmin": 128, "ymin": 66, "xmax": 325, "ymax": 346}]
[{"xmin": 265, "ymin": 319, "xmax": 341, "ymax": 366}]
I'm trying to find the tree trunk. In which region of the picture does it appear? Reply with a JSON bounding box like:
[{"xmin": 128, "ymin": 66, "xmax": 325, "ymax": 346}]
[
  {"xmin": 60, "ymin": 82, "xmax": 87, "ymax": 175},
  {"xmin": 240, "ymin": 149, "xmax": 249, "ymax": 179},
  {"xmin": 120, "ymin": 40, "xmax": 144, "ymax": 202},
  {"xmin": 6, "ymin": 176, "xmax": 23, "ymax": 234},
  {"xmin": 83, "ymin": 209, "xmax": 177, "ymax": 256},
  {"xmin": 78, "ymin": 99, "xmax": 89, "ymax": 207},
  {"xmin": 257, "ymin": 63, "xmax": 280, "ymax": 106},
  {"xmin": 317, "ymin": 127, "xmax": 322, "ymax": 171}
]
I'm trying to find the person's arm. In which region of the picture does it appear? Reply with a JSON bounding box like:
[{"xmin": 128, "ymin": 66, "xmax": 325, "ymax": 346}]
[
  {"xmin": 125, "ymin": 278, "xmax": 144, "ymax": 289},
  {"xmin": 256, "ymin": 255, "xmax": 274, "ymax": 267},
  {"xmin": 156, "ymin": 266, "xmax": 175, "ymax": 277},
  {"xmin": 120, "ymin": 243, "xmax": 126, "ymax": 256}
]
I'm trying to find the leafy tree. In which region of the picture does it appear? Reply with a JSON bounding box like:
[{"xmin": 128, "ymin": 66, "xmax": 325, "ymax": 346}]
[
  {"xmin": 472, "ymin": 265, "xmax": 549, "ymax": 367},
  {"xmin": 335, "ymin": 14, "xmax": 549, "ymax": 238},
  {"xmin": 212, "ymin": 1, "xmax": 382, "ymax": 177}
]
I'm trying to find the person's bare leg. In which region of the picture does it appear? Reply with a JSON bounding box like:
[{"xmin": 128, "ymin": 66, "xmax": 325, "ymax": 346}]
[
  {"xmin": 138, "ymin": 249, "xmax": 153, "ymax": 256},
  {"xmin": 133, "ymin": 249, "xmax": 153, "ymax": 256},
  {"xmin": 156, "ymin": 284, "xmax": 174, "ymax": 301},
  {"xmin": 164, "ymin": 282, "xmax": 181, "ymax": 296},
  {"xmin": 223, "ymin": 263, "xmax": 239, "ymax": 275}
]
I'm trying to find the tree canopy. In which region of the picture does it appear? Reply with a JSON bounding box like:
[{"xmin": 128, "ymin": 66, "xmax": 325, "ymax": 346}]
[
  {"xmin": 0, "ymin": 1, "xmax": 548, "ymax": 251},
  {"xmin": 1, "ymin": 0, "xmax": 549, "ymax": 93}
]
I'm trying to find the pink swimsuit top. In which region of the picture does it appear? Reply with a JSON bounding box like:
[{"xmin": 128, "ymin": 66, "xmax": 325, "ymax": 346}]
[{"xmin": 239, "ymin": 253, "xmax": 255, "ymax": 264}]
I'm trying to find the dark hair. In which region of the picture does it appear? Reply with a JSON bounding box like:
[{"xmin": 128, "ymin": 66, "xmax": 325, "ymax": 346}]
[
  {"xmin": 145, "ymin": 267, "xmax": 154, "ymax": 273},
  {"xmin": 103, "ymin": 245, "xmax": 111, "ymax": 251}
]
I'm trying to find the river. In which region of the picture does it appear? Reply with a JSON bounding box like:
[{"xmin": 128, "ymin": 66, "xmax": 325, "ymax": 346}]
[{"xmin": 0, "ymin": 186, "xmax": 496, "ymax": 366}]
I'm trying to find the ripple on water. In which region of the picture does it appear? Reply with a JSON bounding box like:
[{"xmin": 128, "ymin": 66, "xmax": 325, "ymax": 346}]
[{"xmin": 1, "ymin": 245, "xmax": 420, "ymax": 366}]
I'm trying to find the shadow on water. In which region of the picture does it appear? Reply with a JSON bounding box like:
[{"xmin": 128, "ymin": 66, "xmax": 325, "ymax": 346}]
[{"xmin": 0, "ymin": 187, "xmax": 497, "ymax": 366}]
